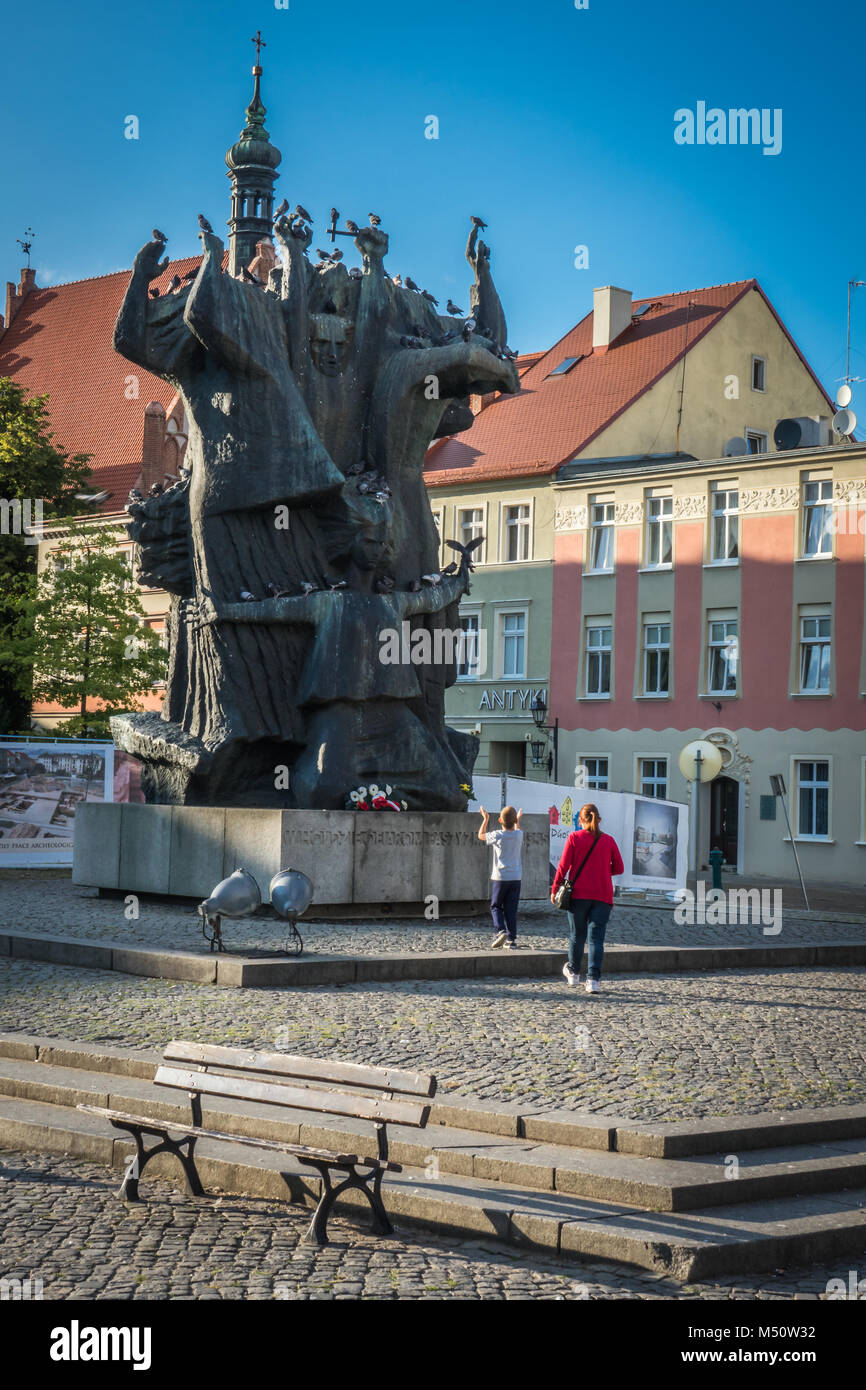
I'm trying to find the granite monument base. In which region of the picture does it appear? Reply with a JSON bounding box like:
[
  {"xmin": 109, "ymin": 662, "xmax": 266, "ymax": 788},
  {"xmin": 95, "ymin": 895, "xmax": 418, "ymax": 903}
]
[{"xmin": 72, "ymin": 805, "xmax": 550, "ymax": 910}]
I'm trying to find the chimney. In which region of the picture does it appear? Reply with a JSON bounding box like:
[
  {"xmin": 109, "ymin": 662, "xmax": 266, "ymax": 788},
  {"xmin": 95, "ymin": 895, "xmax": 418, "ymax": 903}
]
[
  {"xmin": 3, "ymin": 266, "xmax": 37, "ymax": 333},
  {"xmin": 141, "ymin": 401, "xmax": 167, "ymax": 493},
  {"xmin": 592, "ymin": 285, "xmax": 632, "ymax": 353},
  {"xmin": 247, "ymin": 239, "xmax": 277, "ymax": 283}
]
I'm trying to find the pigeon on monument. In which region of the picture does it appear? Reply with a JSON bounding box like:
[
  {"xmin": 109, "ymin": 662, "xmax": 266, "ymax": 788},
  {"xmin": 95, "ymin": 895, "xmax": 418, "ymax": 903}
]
[
  {"xmin": 149, "ymin": 482, "xmax": 164, "ymax": 497},
  {"xmin": 198, "ymin": 214, "xmax": 213, "ymax": 232},
  {"xmin": 368, "ymin": 212, "xmax": 382, "ymax": 226},
  {"xmin": 153, "ymin": 228, "xmax": 168, "ymax": 243},
  {"xmin": 421, "ymin": 290, "xmax": 438, "ymax": 305},
  {"xmin": 300, "ymin": 581, "xmax": 319, "ymax": 596},
  {"xmin": 392, "ymin": 274, "xmax": 402, "ymax": 285},
  {"xmin": 239, "ymin": 590, "xmax": 256, "ymax": 602},
  {"xmin": 168, "ymin": 275, "xmax": 181, "ymax": 292},
  {"xmin": 345, "ymin": 219, "xmax": 360, "ymax": 234},
  {"xmin": 470, "ymin": 216, "xmax": 488, "ymax": 230},
  {"xmin": 446, "ymin": 299, "xmax": 464, "ymax": 316},
  {"xmin": 241, "ymin": 266, "xmax": 264, "ymax": 284},
  {"xmin": 348, "ymin": 266, "xmax": 362, "ymax": 279},
  {"xmin": 148, "ymin": 287, "xmax": 160, "ymax": 298},
  {"xmin": 404, "ymin": 276, "xmax": 420, "ymax": 291},
  {"xmin": 294, "ymin": 204, "xmax": 313, "ymax": 223},
  {"xmin": 274, "ymin": 199, "xmax": 289, "ymax": 219},
  {"xmin": 182, "ymin": 269, "xmax": 198, "ymax": 282},
  {"xmin": 266, "ymin": 582, "xmax": 292, "ymax": 598},
  {"xmin": 330, "ymin": 248, "xmax": 344, "ymax": 262},
  {"xmin": 446, "ymin": 535, "xmax": 484, "ymax": 570}
]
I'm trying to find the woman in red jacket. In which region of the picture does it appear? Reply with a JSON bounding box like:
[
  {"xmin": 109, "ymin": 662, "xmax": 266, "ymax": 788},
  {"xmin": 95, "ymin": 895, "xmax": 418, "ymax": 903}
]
[{"xmin": 551, "ymin": 803, "xmax": 624, "ymax": 994}]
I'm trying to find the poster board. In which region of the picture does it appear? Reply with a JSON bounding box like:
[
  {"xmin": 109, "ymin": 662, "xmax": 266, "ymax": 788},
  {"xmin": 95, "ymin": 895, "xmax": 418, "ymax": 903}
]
[
  {"xmin": 469, "ymin": 774, "xmax": 688, "ymax": 894},
  {"xmin": 0, "ymin": 742, "xmax": 114, "ymax": 867}
]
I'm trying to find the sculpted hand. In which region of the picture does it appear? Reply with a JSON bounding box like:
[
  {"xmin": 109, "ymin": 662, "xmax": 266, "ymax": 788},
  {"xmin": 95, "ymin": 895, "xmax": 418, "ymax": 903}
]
[
  {"xmin": 134, "ymin": 240, "xmax": 169, "ymax": 283},
  {"xmin": 353, "ymin": 226, "xmax": 389, "ymax": 261}
]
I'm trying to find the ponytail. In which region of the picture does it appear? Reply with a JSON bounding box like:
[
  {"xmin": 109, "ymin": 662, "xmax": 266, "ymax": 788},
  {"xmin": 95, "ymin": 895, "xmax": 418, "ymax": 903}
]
[{"xmin": 579, "ymin": 803, "xmax": 601, "ymax": 840}]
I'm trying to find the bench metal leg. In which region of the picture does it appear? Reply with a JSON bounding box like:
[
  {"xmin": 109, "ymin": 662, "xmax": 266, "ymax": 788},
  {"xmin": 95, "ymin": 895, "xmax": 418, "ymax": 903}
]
[
  {"xmin": 111, "ymin": 1122, "xmax": 205, "ymax": 1202},
  {"xmin": 300, "ymin": 1162, "xmax": 394, "ymax": 1245}
]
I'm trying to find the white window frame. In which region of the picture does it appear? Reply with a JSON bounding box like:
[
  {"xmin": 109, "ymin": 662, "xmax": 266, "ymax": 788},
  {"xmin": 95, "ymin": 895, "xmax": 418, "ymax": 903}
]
[
  {"xmin": 430, "ymin": 507, "xmax": 444, "ymax": 564},
  {"xmin": 584, "ymin": 618, "xmax": 612, "ymax": 698},
  {"xmin": 707, "ymin": 612, "xmax": 739, "ymax": 695},
  {"xmin": 801, "ymin": 475, "xmax": 834, "ymax": 559},
  {"xmin": 501, "ymin": 499, "xmax": 534, "ymax": 563},
  {"xmin": 751, "ymin": 355, "xmax": 766, "ymax": 393},
  {"xmin": 792, "ymin": 756, "xmax": 832, "ymax": 841},
  {"xmin": 644, "ymin": 491, "xmax": 673, "ymax": 569},
  {"xmin": 456, "ymin": 605, "xmax": 483, "ymax": 681},
  {"xmin": 496, "ymin": 606, "xmax": 528, "ymax": 680},
  {"xmin": 588, "ymin": 495, "xmax": 616, "ymax": 573},
  {"xmin": 859, "ymin": 756, "xmax": 866, "ymax": 846},
  {"xmin": 745, "ymin": 430, "xmax": 768, "ymax": 454},
  {"xmin": 798, "ymin": 607, "xmax": 831, "ymax": 694},
  {"xmin": 456, "ymin": 503, "xmax": 487, "ymax": 565},
  {"xmin": 635, "ymin": 755, "xmax": 669, "ymax": 800},
  {"xmin": 642, "ymin": 619, "xmax": 671, "ymax": 697},
  {"xmin": 709, "ymin": 482, "xmax": 739, "ymax": 565},
  {"xmin": 576, "ymin": 755, "xmax": 610, "ymax": 791}
]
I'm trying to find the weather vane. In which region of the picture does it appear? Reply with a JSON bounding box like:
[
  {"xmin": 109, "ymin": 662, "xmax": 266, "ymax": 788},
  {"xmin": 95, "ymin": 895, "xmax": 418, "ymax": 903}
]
[{"xmin": 17, "ymin": 227, "xmax": 35, "ymax": 265}]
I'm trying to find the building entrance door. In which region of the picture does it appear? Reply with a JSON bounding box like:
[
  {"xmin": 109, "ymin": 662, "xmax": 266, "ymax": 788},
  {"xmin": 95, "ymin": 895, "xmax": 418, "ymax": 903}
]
[{"xmin": 710, "ymin": 776, "xmax": 739, "ymax": 866}]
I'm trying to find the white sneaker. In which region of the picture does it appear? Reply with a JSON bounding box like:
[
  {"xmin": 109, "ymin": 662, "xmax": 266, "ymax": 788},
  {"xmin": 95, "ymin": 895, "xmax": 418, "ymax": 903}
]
[
  {"xmin": 503, "ymin": 940, "xmax": 515, "ymax": 950},
  {"xmin": 562, "ymin": 964, "xmax": 578, "ymax": 986},
  {"xmin": 585, "ymin": 978, "xmax": 600, "ymax": 994},
  {"xmin": 491, "ymin": 931, "xmax": 507, "ymax": 949}
]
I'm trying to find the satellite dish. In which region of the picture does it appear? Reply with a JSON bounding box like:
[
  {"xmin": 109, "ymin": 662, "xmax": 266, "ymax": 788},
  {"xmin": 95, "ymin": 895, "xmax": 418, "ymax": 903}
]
[
  {"xmin": 773, "ymin": 418, "xmax": 802, "ymax": 450},
  {"xmin": 836, "ymin": 383, "xmax": 853, "ymax": 408},
  {"xmin": 723, "ymin": 436, "xmax": 748, "ymax": 457},
  {"xmin": 833, "ymin": 407, "xmax": 857, "ymax": 436}
]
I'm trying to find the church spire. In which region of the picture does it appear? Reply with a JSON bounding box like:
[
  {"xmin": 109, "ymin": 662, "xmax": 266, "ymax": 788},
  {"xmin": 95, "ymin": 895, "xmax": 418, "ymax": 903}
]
[{"xmin": 225, "ymin": 33, "xmax": 282, "ymax": 277}]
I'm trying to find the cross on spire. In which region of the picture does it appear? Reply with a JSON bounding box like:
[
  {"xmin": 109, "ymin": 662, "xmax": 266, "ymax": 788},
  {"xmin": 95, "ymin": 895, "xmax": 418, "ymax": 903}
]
[{"xmin": 251, "ymin": 30, "xmax": 266, "ymax": 66}]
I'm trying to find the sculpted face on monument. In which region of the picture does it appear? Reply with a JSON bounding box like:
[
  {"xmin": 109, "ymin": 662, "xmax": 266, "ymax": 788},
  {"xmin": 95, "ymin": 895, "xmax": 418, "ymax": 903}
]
[
  {"xmin": 112, "ymin": 170, "xmax": 519, "ymax": 810},
  {"xmin": 309, "ymin": 313, "xmax": 353, "ymax": 377}
]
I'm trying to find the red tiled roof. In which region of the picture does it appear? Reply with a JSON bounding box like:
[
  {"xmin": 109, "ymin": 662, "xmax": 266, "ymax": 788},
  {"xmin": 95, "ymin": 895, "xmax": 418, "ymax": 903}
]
[
  {"xmin": 0, "ymin": 257, "xmax": 203, "ymax": 506},
  {"xmin": 424, "ymin": 280, "xmax": 833, "ymax": 488}
]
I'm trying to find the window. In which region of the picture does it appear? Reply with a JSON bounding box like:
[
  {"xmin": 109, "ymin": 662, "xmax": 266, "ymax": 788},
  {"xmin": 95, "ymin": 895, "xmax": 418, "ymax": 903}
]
[
  {"xmin": 504, "ymin": 503, "xmax": 531, "ymax": 562},
  {"xmin": 546, "ymin": 356, "xmax": 583, "ymax": 377},
  {"xmin": 645, "ymin": 494, "xmax": 672, "ymax": 567},
  {"xmin": 803, "ymin": 478, "xmax": 833, "ymax": 557},
  {"xmin": 751, "ymin": 356, "xmax": 766, "ymax": 392},
  {"xmin": 585, "ymin": 621, "xmax": 612, "ymax": 697},
  {"xmin": 799, "ymin": 612, "xmax": 831, "ymax": 692},
  {"xmin": 745, "ymin": 431, "xmax": 768, "ymax": 454},
  {"xmin": 643, "ymin": 621, "xmax": 670, "ymax": 695},
  {"xmin": 711, "ymin": 486, "xmax": 739, "ymax": 562},
  {"xmin": 639, "ymin": 757, "xmax": 668, "ymax": 799},
  {"xmin": 457, "ymin": 613, "xmax": 481, "ymax": 679},
  {"xmin": 576, "ymin": 756, "xmax": 609, "ymax": 791},
  {"xmin": 796, "ymin": 760, "xmax": 829, "ymax": 838},
  {"xmin": 589, "ymin": 499, "xmax": 615, "ymax": 571},
  {"xmin": 499, "ymin": 610, "xmax": 526, "ymax": 678},
  {"xmin": 707, "ymin": 617, "xmax": 738, "ymax": 694},
  {"xmin": 457, "ymin": 507, "xmax": 485, "ymax": 562}
]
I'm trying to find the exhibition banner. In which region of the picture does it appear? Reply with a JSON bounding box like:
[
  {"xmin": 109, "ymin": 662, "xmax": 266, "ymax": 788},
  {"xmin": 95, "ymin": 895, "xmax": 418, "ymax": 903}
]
[
  {"xmin": 470, "ymin": 774, "xmax": 689, "ymax": 894},
  {"xmin": 0, "ymin": 742, "xmax": 114, "ymax": 866}
]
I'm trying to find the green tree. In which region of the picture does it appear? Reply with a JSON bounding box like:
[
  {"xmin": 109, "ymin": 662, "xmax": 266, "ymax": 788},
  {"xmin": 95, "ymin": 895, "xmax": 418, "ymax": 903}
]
[
  {"xmin": 16, "ymin": 519, "xmax": 166, "ymax": 739},
  {"xmin": 0, "ymin": 378, "xmax": 93, "ymax": 729}
]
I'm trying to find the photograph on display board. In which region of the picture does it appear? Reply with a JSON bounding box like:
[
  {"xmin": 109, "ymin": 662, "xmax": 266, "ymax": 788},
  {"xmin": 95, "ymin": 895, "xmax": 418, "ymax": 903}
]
[
  {"xmin": 631, "ymin": 797, "xmax": 679, "ymax": 880},
  {"xmin": 0, "ymin": 744, "xmax": 113, "ymax": 864}
]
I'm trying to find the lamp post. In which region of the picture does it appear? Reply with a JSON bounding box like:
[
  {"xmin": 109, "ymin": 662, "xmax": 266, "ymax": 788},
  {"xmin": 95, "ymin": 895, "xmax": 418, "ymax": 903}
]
[
  {"xmin": 530, "ymin": 693, "xmax": 559, "ymax": 781},
  {"xmin": 770, "ymin": 773, "xmax": 809, "ymax": 911}
]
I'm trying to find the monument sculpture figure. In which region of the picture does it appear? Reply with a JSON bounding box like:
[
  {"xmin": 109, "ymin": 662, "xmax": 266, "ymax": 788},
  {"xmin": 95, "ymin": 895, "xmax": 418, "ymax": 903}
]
[{"xmin": 111, "ymin": 49, "xmax": 519, "ymax": 811}]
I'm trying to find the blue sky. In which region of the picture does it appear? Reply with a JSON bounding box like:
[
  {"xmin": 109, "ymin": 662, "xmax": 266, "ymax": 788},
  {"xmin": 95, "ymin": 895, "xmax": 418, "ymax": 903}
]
[{"xmin": 3, "ymin": 0, "xmax": 865, "ymax": 398}]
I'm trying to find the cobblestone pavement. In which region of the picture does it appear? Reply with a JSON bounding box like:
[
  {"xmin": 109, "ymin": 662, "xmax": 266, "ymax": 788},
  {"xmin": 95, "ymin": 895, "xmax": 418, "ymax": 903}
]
[
  {"xmin": 1, "ymin": 953, "xmax": 864, "ymax": 1119},
  {"xmin": 0, "ymin": 1152, "xmax": 862, "ymax": 1300},
  {"xmin": 2, "ymin": 875, "xmax": 866, "ymax": 957}
]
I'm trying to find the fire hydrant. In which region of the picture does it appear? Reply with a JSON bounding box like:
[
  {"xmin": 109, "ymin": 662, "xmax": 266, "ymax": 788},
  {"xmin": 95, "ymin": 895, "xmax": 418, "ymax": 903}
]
[{"xmin": 709, "ymin": 847, "xmax": 724, "ymax": 890}]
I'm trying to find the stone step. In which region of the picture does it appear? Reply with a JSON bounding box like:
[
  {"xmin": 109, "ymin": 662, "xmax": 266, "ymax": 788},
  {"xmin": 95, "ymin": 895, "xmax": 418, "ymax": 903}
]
[
  {"xmin": 2, "ymin": 1093, "xmax": 866, "ymax": 1282},
  {"xmin": 4, "ymin": 928, "xmax": 864, "ymax": 988},
  {"xmin": 3, "ymin": 1031, "xmax": 866, "ymax": 1159},
  {"xmin": 2, "ymin": 1053, "xmax": 866, "ymax": 1213}
]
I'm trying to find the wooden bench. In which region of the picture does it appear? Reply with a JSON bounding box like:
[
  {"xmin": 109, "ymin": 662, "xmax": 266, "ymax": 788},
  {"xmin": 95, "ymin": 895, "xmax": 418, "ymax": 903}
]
[{"xmin": 79, "ymin": 1041, "xmax": 436, "ymax": 1245}]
